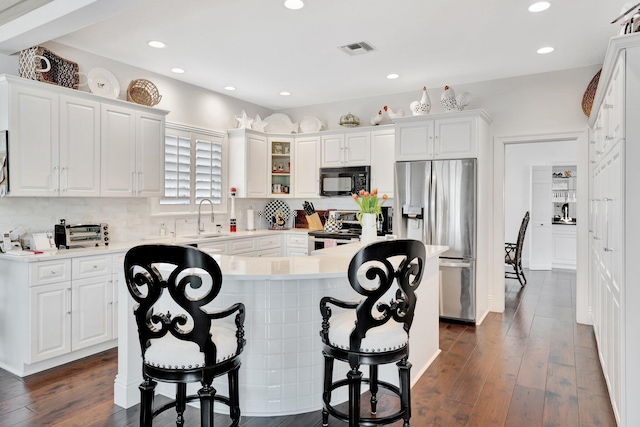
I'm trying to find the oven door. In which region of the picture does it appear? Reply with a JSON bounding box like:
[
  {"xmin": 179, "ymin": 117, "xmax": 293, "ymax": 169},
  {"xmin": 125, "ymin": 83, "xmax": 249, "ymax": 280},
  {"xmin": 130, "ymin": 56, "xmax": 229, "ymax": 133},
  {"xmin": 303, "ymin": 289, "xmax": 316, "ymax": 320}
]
[{"xmin": 308, "ymin": 235, "xmax": 358, "ymax": 253}]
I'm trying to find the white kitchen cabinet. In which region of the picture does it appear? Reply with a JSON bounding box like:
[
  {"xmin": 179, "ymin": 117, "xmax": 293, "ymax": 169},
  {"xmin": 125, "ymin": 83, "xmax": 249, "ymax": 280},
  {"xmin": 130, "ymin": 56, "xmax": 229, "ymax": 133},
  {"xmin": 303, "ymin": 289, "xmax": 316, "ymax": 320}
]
[
  {"xmin": 227, "ymin": 237, "xmax": 257, "ymax": 255},
  {"xmin": 587, "ymin": 34, "xmax": 639, "ymax": 426},
  {"xmin": 551, "ymin": 225, "xmax": 577, "ymax": 269},
  {"xmin": 294, "ymin": 135, "xmax": 320, "ymax": 198},
  {"xmin": 228, "ymin": 128, "xmax": 268, "ymax": 198},
  {"xmin": 59, "ymin": 95, "xmax": 101, "ymax": 196},
  {"xmin": 0, "ymin": 81, "xmax": 101, "ymax": 197},
  {"xmin": 321, "ymin": 131, "xmax": 370, "ymax": 167},
  {"xmin": 285, "ymin": 232, "xmax": 308, "ymax": 256},
  {"xmin": 394, "ymin": 111, "xmax": 488, "ymax": 161},
  {"xmin": 0, "ymin": 253, "xmax": 118, "ymax": 375},
  {"xmin": 0, "ymin": 75, "xmax": 166, "ymax": 198},
  {"xmin": 101, "ymin": 105, "xmax": 165, "ymax": 197},
  {"xmin": 29, "ymin": 281, "xmax": 71, "ymax": 362},
  {"xmin": 529, "ymin": 165, "xmax": 552, "ymax": 270},
  {"xmin": 268, "ymin": 136, "xmax": 293, "ymax": 198},
  {"xmin": 370, "ymin": 127, "xmax": 395, "ymax": 197}
]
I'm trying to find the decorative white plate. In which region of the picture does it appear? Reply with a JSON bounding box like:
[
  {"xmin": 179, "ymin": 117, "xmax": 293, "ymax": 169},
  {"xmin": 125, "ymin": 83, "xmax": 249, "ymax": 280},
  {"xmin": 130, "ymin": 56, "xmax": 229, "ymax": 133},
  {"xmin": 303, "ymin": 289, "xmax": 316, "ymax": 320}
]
[
  {"xmin": 87, "ymin": 67, "xmax": 120, "ymax": 99},
  {"xmin": 264, "ymin": 113, "xmax": 298, "ymax": 134},
  {"xmin": 299, "ymin": 116, "xmax": 323, "ymax": 133}
]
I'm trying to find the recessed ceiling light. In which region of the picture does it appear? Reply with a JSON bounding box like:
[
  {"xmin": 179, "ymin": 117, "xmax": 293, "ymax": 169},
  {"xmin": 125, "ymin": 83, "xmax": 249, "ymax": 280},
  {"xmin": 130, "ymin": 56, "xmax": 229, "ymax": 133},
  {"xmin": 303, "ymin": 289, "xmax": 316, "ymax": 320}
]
[
  {"xmin": 537, "ymin": 46, "xmax": 554, "ymax": 54},
  {"xmin": 386, "ymin": 73, "xmax": 400, "ymax": 79},
  {"xmin": 284, "ymin": 0, "xmax": 304, "ymax": 10},
  {"xmin": 280, "ymin": 91, "xmax": 291, "ymax": 96},
  {"xmin": 224, "ymin": 86, "xmax": 236, "ymax": 91},
  {"xmin": 171, "ymin": 68, "xmax": 185, "ymax": 74},
  {"xmin": 148, "ymin": 40, "xmax": 166, "ymax": 48},
  {"xmin": 528, "ymin": 2, "xmax": 550, "ymax": 12}
]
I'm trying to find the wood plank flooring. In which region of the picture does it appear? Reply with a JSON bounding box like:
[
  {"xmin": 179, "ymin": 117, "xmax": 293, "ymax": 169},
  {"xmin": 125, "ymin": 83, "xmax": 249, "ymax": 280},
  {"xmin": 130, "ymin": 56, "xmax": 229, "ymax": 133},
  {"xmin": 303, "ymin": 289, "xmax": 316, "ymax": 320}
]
[{"xmin": 0, "ymin": 269, "xmax": 616, "ymax": 426}]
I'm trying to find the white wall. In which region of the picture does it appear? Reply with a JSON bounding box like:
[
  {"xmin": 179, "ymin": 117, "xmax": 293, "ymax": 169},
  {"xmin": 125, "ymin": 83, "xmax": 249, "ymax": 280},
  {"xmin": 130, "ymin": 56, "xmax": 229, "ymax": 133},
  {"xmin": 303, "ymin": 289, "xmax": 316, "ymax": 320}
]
[
  {"xmin": 504, "ymin": 140, "xmax": 577, "ymax": 265},
  {"xmin": 0, "ymin": 41, "xmax": 600, "ymax": 246}
]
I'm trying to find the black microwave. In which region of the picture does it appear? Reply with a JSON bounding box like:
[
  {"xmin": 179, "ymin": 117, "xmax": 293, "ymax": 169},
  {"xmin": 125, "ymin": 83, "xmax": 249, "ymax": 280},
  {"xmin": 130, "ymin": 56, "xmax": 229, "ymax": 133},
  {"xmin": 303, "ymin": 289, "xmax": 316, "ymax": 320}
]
[{"xmin": 319, "ymin": 166, "xmax": 370, "ymax": 197}]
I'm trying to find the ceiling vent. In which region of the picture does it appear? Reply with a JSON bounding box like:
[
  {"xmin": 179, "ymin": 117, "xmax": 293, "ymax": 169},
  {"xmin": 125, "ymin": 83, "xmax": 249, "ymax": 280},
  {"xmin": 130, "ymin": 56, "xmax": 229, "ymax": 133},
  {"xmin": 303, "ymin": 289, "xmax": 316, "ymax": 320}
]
[{"xmin": 339, "ymin": 41, "xmax": 376, "ymax": 56}]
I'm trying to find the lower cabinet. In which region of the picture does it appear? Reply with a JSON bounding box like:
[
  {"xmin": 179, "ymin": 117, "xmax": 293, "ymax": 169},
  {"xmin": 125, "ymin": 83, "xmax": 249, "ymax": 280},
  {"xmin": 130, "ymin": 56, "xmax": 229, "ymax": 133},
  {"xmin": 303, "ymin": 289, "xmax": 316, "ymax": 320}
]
[
  {"xmin": 0, "ymin": 254, "xmax": 118, "ymax": 374},
  {"xmin": 285, "ymin": 233, "xmax": 308, "ymax": 256}
]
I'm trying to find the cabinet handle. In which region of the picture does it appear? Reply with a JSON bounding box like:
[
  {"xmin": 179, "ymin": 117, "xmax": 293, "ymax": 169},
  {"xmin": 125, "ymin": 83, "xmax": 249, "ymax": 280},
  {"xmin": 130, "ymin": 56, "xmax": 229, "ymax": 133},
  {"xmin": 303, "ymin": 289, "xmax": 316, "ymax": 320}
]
[
  {"xmin": 605, "ymin": 136, "xmax": 614, "ymax": 141},
  {"xmin": 604, "ymin": 247, "xmax": 614, "ymax": 252},
  {"xmin": 595, "ymin": 150, "xmax": 603, "ymax": 155},
  {"xmin": 61, "ymin": 166, "xmax": 68, "ymax": 192},
  {"xmin": 66, "ymin": 288, "xmax": 72, "ymax": 315},
  {"xmin": 53, "ymin": 166, "xmax": 60, "ymax": 193},
  {"xmin": 595, "ymin": 126, "xmax": 603, "ymax": 130},
  {"xmin": 590, "ymin": 141, "xmax": 595, "ymax": 145},
  {"xmin": 603, "ymin": 104, "xmax": 614, "ymax": 109},
  {"xmin": 603, "ymin": 198, "xmax": 613, "ymax": 202},
  {"xmin": 50, "ymin": 270, "xmax": 57, "ymax": 275},
  {"xmin": 138, "ymin": 171, "xmax": 142, "ymax": 195},
  {"xmin": 593, "ymin": 236, "xmax": 602, "ymax": 240}
]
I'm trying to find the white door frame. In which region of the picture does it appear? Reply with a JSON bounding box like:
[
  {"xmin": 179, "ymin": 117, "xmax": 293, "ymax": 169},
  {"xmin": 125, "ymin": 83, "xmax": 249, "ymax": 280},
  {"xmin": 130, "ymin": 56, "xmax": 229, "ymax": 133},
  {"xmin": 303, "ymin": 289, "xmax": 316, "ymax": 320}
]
[{"xmin": 492, "ymin": 130, "xmax": 590, "ymax": 324}]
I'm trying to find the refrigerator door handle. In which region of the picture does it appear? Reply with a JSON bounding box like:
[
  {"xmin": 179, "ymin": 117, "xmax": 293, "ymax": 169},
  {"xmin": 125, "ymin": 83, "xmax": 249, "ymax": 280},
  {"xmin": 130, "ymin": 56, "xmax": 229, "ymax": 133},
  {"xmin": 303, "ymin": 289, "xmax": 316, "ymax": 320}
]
[{"xmin": 440, "ymin": 261, "xmax": 472, "ymax": 268}]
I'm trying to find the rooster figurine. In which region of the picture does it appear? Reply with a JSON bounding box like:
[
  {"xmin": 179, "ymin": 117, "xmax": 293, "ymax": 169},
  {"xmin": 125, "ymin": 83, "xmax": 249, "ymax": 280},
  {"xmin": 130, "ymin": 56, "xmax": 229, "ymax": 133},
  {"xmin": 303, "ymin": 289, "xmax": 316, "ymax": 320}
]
[
  {"xmin": 370, "ymin": 110, "xmax": 384, "ymax": 126},
  {"xmin": 410, "ymin": 86, "xmax": 431, "ymax": 115},
  {"xmin": 383, "ymin": 105, "xmax": 404, "ymax": 119},
  {"xmin": 440, "ymin": 85, "xmax": 471, "ymax": 112}
]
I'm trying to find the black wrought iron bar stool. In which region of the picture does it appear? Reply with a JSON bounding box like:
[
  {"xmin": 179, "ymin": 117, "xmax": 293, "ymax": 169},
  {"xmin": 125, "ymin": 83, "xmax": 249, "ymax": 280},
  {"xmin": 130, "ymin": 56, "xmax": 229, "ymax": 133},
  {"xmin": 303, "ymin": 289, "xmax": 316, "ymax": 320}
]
[
  {"xmin": 124, "ymin": 244, "xmax": 246, "ymax": 427},
  {"xmin": 319, "ymin": 239, "xmax": 426, "ymax": 427}
]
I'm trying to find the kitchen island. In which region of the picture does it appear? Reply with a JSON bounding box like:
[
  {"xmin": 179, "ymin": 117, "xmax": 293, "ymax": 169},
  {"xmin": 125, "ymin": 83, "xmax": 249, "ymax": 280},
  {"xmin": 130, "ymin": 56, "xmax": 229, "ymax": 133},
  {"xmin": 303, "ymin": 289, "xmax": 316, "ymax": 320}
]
[{"xmin": 114, "ymin": 242, "xmax": 447, "ymax": 416}]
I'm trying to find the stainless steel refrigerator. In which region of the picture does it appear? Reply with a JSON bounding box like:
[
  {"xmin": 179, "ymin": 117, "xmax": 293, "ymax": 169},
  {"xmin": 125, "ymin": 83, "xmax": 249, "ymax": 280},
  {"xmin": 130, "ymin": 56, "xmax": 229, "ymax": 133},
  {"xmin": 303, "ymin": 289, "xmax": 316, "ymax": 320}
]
[{"xmin": 395, "ymin": 159, "xmax": 477, "ymax": 322}]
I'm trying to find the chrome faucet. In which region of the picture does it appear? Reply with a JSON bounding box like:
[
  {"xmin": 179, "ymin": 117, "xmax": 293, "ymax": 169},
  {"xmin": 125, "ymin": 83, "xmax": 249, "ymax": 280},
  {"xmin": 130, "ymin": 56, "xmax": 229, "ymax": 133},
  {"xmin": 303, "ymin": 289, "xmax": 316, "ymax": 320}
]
[
  {"xmin": 198, "ymin": 199, "xmax": 215, "ymax": 237},
  {"xmin": 173, "ymin": 217, "xmax": 187, "ymax": 243}
]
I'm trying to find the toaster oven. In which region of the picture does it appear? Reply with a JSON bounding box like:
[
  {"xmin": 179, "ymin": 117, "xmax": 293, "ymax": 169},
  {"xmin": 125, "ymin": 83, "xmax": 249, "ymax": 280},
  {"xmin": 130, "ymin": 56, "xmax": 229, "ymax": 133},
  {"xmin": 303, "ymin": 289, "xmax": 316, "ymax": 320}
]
[{"xmin": 54, "ymin": 219, "xmax": 109, "ymax": 249}]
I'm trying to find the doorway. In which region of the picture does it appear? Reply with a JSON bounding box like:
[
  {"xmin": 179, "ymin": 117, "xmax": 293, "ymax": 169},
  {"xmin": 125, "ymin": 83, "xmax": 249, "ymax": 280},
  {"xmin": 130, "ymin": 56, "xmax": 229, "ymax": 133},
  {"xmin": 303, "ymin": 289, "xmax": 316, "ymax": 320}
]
[{"xmin": 492, "ymin": 131, "xmax": 590, "ymax": 324}]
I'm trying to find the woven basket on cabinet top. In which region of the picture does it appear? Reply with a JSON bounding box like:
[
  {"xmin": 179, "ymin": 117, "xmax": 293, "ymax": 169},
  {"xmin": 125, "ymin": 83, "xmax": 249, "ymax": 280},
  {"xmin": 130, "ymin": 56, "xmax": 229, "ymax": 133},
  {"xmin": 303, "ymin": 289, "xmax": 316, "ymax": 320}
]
[
  {"xmin": 581, "ymin": 69, "xmax": 601, "ymax": 117},
  {"xmin": 126, "ymin": 79, "xmax": 162, "ymax": 106}
]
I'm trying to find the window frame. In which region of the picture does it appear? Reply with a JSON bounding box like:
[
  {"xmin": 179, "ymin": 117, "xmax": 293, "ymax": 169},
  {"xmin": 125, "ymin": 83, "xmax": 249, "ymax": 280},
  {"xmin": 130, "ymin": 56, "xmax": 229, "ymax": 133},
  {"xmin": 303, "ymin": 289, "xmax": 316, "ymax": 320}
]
[{"xmin": 152, "ymin": 122, "xmax": 228, "ymax": 215}]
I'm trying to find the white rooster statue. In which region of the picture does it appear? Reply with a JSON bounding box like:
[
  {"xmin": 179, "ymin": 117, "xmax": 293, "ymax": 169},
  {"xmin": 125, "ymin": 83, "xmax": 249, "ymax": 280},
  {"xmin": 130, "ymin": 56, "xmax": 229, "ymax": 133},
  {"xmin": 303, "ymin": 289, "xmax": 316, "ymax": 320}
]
[
  {"xmin": 370, "ymin": 110, "xmax": 384, "ymax": 126},
  {"xmin": 383, "ymin": 105, "xmax": 404, "ymax": 119},
  {"xmin": 410, "ymin": 86, "xmax": 431, "ymax": 115},
  {"xmin": 440, "ymin": 85, "xmax": 471, "ymax": 112}
]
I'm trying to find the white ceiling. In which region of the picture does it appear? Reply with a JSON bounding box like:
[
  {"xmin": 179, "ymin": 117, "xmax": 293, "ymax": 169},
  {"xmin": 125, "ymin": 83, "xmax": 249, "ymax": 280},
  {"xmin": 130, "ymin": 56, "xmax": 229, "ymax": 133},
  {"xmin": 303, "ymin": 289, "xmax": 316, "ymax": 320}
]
[{"xmin": 0, "ymin": 0, "xmax": 630, "ymax": 110}]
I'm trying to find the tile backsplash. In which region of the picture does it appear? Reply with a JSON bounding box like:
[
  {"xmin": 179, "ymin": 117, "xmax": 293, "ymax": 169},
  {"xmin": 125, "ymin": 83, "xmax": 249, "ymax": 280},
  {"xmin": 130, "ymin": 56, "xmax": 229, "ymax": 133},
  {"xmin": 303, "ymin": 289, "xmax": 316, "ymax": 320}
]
[{"xmin": 0, "ymin": 196, "xmax": 371, "ymax": 246}]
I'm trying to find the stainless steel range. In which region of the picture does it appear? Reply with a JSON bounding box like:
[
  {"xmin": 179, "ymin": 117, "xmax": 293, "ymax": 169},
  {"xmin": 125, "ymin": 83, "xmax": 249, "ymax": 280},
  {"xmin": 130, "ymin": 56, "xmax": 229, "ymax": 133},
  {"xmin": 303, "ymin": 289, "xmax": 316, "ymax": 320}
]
[{"xmin": 307, "ymin": 208, "xmax": 393, "ymax": 253}]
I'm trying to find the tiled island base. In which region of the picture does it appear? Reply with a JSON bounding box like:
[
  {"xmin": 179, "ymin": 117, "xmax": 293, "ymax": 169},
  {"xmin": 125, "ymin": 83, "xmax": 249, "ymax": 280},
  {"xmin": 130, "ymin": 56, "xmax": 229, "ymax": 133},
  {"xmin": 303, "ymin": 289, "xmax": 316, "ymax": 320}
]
[{"xmin": 114, "ymin": 244, "xmax": 445, "ymax": 416}]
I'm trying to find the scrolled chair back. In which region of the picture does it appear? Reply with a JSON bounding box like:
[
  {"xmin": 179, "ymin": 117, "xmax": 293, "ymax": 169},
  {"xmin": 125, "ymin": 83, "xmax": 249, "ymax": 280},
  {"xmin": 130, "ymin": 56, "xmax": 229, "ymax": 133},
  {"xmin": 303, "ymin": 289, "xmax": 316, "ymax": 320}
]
[
  {"xmin": 321, "ymin": 239, "xmax": 426, "ymax": 353},
  {"xmin": 124, "ymin": 244, "xmax": 245, "ymax": 368}
]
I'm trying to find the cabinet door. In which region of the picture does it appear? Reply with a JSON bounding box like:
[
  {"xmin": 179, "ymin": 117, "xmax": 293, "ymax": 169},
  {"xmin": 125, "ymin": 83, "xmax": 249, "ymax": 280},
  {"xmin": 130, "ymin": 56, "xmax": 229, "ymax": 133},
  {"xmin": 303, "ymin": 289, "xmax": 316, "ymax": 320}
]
[
  {"xmin": 29, "ymin": 282, "xmax": 71, "ymax": 362},
  {"xmin": 434, "ymin": 117, "xmax": 476, "ymax": 158},
  {"xmin": 8, "ymin": 84, "xmax": 59, "ymax": 196},
  {"xmin": 530, "ymin": 166, "xmax": 552, "ymax": 270},
  {"xmin": 344, "ymin": 132, "xmax": 371, "ymax": 165},
  {"xmin": 294, "ymin": 136, "xmax": 320, "ymax": 198},
  {"xmin": 395, "ymin": 121, "xmax": 434, "ymax": 160},
  {"xmin": 321, "ymin": 134, "xmax": 344, "ymax": 166},
  {"xmin": 72, "ymin": 276, "xmax": 113, "ymax": 350},
  {"xmin": 101, "ymin": 104, "xmax": 136, "ymax": 196},
  {"xmin": 136, "ymin": 111, "xmax": 165, "ymax": 197},
  {"xmin": 370, "ymin": 129, "xmax": 395, "ymax": 197},
  {"xmin": 59, "ymin": 95, "xmax": 100, "ymax": 196},
  {"xmin": 246, "ymin": 133, "xmax": 268, "ymax": 197}
]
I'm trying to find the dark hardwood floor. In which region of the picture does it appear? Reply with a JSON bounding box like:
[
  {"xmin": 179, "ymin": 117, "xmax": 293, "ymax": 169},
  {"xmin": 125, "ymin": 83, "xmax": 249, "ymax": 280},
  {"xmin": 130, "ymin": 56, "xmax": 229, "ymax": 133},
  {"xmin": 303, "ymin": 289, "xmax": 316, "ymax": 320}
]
[{"xmin": 0, "ymin": 269, "xmax": 616, "ymax": 426}]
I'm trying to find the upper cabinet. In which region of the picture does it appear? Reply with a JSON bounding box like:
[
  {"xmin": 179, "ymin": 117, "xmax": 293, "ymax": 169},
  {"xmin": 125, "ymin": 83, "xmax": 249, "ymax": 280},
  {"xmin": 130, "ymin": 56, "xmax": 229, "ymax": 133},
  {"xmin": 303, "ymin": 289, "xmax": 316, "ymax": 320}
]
[
  {"xmin": 370, "ymin": 128, "xmax": 395, "ymax": 198},
  {"xmin": 294, "ymin": 135, "xmax": 320, "ymax": 198},
  {"xmin": 228, "ymin": 128, "xmax": 269, "ymax": 198},
  {"xmin": 321, "ymin": 130, "xmax": 371, "ymax": 167},
  {"xmin": 268, "ymin": 136, "xmax": 293, "ymax": 197},
  {"xmin": 0, "ymin": 75, "xmax": 168, "ymax": 197},
  {"xmin": 394, "ymin": 110, "xmax": 490, "ymax": 161}
]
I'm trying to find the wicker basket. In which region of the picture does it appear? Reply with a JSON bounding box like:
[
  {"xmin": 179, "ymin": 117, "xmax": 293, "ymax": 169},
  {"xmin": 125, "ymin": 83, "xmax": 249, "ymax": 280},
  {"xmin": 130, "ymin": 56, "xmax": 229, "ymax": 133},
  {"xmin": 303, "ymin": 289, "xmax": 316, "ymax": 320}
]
[
  {"xmin": 18, "ymin": 46, "xmax": 79, "ymax": 89},
  {"xmin": 127, "ymin": 79, "xmax": 162, "ymax": 106},
  {"xmin": 582, "ymin": 69, "xmax": 601, "ymax": 117}
]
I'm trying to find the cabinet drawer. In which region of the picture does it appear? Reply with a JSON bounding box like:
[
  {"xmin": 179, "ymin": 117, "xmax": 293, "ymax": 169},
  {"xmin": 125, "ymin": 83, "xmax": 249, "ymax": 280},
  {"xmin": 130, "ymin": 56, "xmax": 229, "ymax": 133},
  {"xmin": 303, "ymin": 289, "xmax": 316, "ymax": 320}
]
[
  {"xmin": 72, "ymin": 255, "xmax": 112, "ymax": 279},
  {"xmin": 256, "ymin": 248, "xmax": 281, "ymax": 257},
  {"xmin": 228, "ymin": 238, "xmax": 256, "ymax": 255},
  {"xmin": 256, "ymin": 235, "xmax": 282, "ymax": 250},
  {"xmin": 198, "ymin": 241, "xmax": 228, "ymax": 254},
  {"xmin": 286, "ymin": 233, "xmax": 308, "ymax": 248},
  {"xmin": 29, "ymin": 259, "xmax": 72, "ymax": 286}
]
